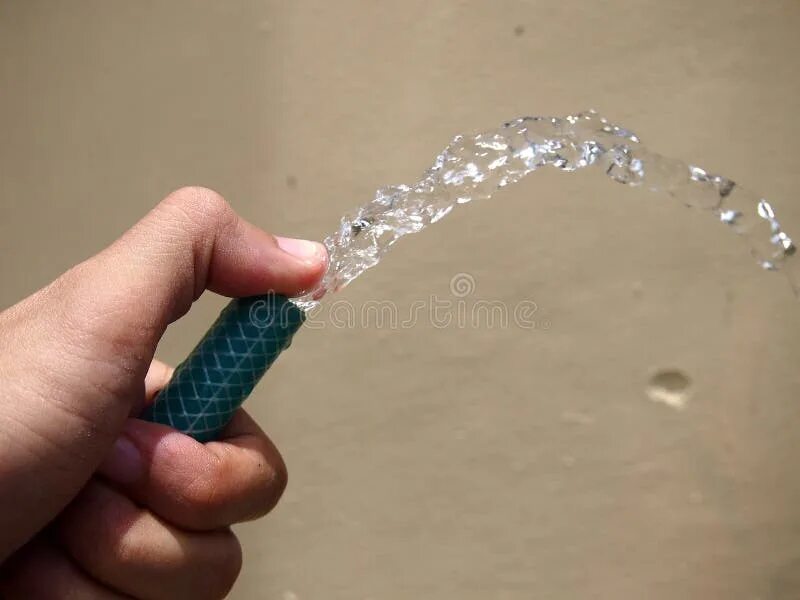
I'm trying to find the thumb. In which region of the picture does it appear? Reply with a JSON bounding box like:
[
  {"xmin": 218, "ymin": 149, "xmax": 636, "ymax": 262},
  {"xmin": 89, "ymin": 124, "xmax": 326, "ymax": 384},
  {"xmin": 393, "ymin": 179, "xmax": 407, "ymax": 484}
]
[
  {"xmin": 85, "ymin": 185, "xmax": 326, "ymax": 347},
  {"xmin": 0, "ymin": 187, "xmax": 326, "ymax": 559}
]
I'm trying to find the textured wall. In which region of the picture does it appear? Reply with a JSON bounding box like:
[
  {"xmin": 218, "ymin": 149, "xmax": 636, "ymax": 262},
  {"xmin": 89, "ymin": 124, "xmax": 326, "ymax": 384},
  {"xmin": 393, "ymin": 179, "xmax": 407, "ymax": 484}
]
[{"xmin": 2, "ymin": 1, "xmax": 800, "ymax": 598}]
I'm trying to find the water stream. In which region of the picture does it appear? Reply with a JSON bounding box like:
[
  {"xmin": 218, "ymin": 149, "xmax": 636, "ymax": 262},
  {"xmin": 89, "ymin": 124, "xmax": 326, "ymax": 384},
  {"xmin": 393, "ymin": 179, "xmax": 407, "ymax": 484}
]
[{"xmin": 294, "ymin": 110, "xmax": 796, "ymax": 310}]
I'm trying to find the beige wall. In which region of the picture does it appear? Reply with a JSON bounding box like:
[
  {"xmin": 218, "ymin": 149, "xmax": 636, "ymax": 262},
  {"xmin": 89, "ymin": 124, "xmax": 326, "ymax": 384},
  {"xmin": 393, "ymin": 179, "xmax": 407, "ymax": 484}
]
[{"xmin": 3, "ymin": 1, "xmax": 800, "ymax": 598}]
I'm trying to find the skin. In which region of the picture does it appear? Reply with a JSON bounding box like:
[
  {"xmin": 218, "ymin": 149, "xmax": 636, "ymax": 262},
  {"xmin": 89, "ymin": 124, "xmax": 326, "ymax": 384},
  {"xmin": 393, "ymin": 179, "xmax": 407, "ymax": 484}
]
[{"xmin": 0, "ymin": 187, "xmax": 328, "ymax": 599}]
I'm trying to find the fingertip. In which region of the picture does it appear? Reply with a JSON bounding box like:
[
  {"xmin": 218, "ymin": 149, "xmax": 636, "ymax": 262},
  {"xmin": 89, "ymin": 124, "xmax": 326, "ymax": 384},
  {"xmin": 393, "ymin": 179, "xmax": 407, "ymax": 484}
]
[
  {"xmin": 124, "ymin": 418, "xmax": 204, "ymax": 462},
  {"xmin": 269, "ymin": 235, "xmax": 328, "ymax": 294},
  {"xmin": 99, "ymin": 434, "xmax": 143, "ymax": 485},
  {"xmin": 207, "ymin": 219, "xmax": 327, "ymax": 299},
  {"xmin": 276, "ymin": 236, "xmax": 329, "ymax": 293},
  {"xmin": 275, "ymin": 236, "xmax": 327, "ymax": 267},
  {"xmin": 144, "ymin": 360, "xmax": 175, "ymax": 405},
  {"xmin": 99, "ymin": 419, "xmax": 206, "ymax": 487}
]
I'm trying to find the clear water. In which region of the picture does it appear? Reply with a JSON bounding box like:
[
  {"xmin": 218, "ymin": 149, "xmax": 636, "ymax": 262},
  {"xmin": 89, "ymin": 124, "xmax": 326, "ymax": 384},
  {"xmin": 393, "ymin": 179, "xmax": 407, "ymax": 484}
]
[{"xmin": 293, "ymin": 110, "xmax": 796, "ymax": 310}]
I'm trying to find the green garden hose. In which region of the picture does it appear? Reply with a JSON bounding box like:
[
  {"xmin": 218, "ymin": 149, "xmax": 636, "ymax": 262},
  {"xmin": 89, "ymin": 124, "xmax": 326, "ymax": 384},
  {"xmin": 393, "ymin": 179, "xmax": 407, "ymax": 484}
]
[{"xmin": 140, "ymin": 294, "xmax": 304, "ymax": 442}]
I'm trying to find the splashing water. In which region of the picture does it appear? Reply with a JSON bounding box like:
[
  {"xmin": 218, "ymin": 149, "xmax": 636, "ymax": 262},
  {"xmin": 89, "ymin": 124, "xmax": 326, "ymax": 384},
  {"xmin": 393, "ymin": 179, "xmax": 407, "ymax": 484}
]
[{"xmin": 293, "ymin": 110, "xmax": 796, "ymax": 310}]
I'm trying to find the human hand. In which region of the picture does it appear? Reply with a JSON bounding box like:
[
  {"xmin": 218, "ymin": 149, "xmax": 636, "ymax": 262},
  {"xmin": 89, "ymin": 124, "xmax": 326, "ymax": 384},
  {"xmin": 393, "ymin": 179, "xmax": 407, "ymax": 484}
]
[{"xmin": 0, "ymin": 187, "xmax": 327, "ymax": 598}]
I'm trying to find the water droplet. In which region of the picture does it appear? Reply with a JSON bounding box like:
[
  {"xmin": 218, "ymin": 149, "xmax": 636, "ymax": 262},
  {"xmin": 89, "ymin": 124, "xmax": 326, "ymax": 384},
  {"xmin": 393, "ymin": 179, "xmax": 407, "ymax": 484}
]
[
  {"xmin": 720, "ymin": 209, "xmax": 741, "ymax": 225},
  {"xmin": 350, "ymin": 217, "xmax": 372, "ymax": 236},
  {"xmin": 646, "ymin": 369, "xmax": 691, "ymax": 410},
  {"xmin": 758, "ymin": 199, "xmax": 776, "ymax": 220}
]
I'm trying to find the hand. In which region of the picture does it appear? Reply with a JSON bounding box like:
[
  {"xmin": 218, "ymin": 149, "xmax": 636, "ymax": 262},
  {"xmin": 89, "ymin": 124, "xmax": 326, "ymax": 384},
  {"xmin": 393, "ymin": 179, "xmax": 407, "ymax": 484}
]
[{"xmin": 0, "ymin": 187, "xmax": 327, "ymax": 598}]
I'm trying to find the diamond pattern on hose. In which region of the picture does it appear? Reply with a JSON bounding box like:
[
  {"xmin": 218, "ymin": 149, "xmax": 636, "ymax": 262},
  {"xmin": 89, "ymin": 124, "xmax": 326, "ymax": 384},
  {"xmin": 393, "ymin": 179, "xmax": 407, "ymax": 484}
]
[{"xmin": 141, "ymin": 295, "xmax": 305, "ymax": 442}]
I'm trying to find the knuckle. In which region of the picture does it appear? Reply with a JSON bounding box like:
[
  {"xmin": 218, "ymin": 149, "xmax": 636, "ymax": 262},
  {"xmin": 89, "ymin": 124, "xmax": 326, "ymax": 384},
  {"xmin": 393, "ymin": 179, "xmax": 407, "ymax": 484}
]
[
  {"xmin": 162, "ymin": 186, "xmax": 233, "ymax": 226},
  {"xmin": 154, "ymin": 186, "xmax": 238, "ymax": 299},
  {"xmin": 94, "ymin": 516, "xmax": 149, "ymax": 571},
  {"xmin": 101, "ymin": 528, "xmax": 148, "ymax": 572},
  {"xmin": 69, "ymin": 504, "xmax": 147, "ymax": 574},
  {"xmin": 208, "ymin": 531, "xmax": 243, "ymax": 598}
]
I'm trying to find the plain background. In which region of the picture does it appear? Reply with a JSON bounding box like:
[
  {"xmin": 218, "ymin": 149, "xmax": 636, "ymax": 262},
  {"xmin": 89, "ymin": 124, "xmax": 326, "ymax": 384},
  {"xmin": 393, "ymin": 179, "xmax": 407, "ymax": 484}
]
[{"xmin": 2, "ymin": 1, "xmax": 800, "ymax": 598}]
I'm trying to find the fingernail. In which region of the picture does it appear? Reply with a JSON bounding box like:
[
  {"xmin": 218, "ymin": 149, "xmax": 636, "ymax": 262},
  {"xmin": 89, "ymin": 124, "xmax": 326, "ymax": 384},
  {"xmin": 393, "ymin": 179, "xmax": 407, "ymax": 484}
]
[
  {"xmin": 276, "ymin": 237, "xmax": 325, "ymax": 265},
  {"xmin": 100, "ymin": 435, "xmax": 143, "ymax": 484}
]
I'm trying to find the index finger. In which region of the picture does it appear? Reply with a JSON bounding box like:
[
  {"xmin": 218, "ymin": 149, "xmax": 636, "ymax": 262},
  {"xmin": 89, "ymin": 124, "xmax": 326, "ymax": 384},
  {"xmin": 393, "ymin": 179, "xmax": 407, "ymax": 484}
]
[{"xmin": 97, "ymin": 410, "xmax": 288, "ymax": 531}]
